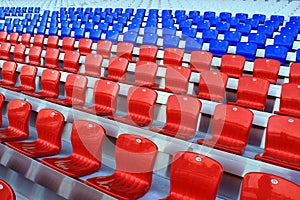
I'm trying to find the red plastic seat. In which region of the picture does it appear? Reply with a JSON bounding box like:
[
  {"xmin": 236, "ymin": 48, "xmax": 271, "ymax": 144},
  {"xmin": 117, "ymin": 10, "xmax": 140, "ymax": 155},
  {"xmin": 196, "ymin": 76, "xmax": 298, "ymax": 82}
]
[
  {"xmin": 74, "ymin": 79, "xmax": 119, "ymax": 115},
  {"xmin": 47, "ymin": 36, "xmax": 59, "ymax": 49},
  {"xmin": 108, "ymin": 87, "xmax": 157, "ymax": 127},
  {"xmin": 86, "ymin": 134, "xmax": 158, "ymax": 200},
  {"xmin": 198, "ymin": 70, "xmax": 228, "ymax": 102},
  {"xmin": 0, "ymin": 179, "xmax": 16, "ymax": 200},
  {"xmin": 253, "ymin": 58, "xmax": 280, "ymax": 84},
  {"xmin": 7, "ymin": 109, "xmax": 65, "ymax": 158},
  {"xmin": 83, "ymin": 53, "xmax": 103, "ymax": 77},
  {"xmin": 197, "ymin": 104, "xmax": 253, "ymax": 155},
  {"xmin": 46, "ymin": 74, "xmax": 87, "ymax": 106},
  {"xmin": 221, "ymin": 54, "xmax": 246, "ymax": 78},
  {"xmin": 139, "ymin": 45, "xmax": 158, "ymax": 63},
  {"xmin": 33, "ymin": 34, "xmax": 45, "ymax": 48},
  {"xmin": 161, "ymin": 152, "xmax": 223, "ymax": 200},
  {"xmin": 9, "ymin": 32, "xmax": 19, "ymax": 45},
  {"xmin": 289, "ymin": 62, "xmax": 300, "ymax": 84},
  {"xmin": 0, "ymin": 99, "xmax": 31, "ymax": 142},
  {"xmin": 28, "ymin": 46, "xmax": 42, "ymax": 66},
  {"xmin": 0, "ymin": 61, "xmax": 17, "ymax": 87},
  {"xmin": 96, "ymin": 40, "xmax": 112, "ymax": 58},
  {"xmin": 116, "ymin": 42, "xmax": 134, "ymax": 61},
  {"xmin": 13, "ymin": 44, "xmax": 26, "ymax": 63},
  {"xmin": 2, "ymin": 65, "xmax": 37, "ymax": 92},
  {"xmin": 0, "ymin": 31, "xmax": 8, "ymax": 43},
  {"xmin": 106, "ymin": 57, "xmax": 129, "ymax": 81},
  {"xmin": 231, "ymin": 76, "xmax": 270, "ymax": 111},
  {"xmin": 78, "ymin": 38, "xmax": 93, "ymax": 55},
  {"xmin": 134, "ymin": 61, "xmax": 158, "ymax": 87},
  {"xmin": 240, "ymin": 172, "xmax": 300, "ymax": 200},
  {"xmin": 255, "ymin": 115, "xmax": 300, "ymax": 170},
  {"xmin": 44, "ymin": 48, "xmax": 60, "ymax": 69},
  {"xmin": 62, "ymin": 37, "xmax": 75, "ymax": 52},
  {"xmin": 21, "ymin": 33, "xmax": 31, "ymax": 47},
  {"xmin": 63, "ymin": 50, "xmax": 80, "ymax": 73},
  {"xmin": 190, "ymin": 50, "xmax": 213, "ymax": 72},
  {"xmin": 149, "ymin": 95, "xmax": 202, "ymax": 140},
  {"xmin": 22, "ymin": 69, "xmax": 61, "ymax": 98},
  {"xmin": 0, "ymin": 42, "xmax": 11, "ymax": 60},
  {"xmin": 164, "ymin": 48, "xmax": 184, "ymax": 66},
  {"xmin": 41, "ymin": 120, "xmax": 106, "ymax": 177},
  {"xmin": 274, "ymin": 83, "xmax": 300, "ymax": 118},
  {"xmin": 0, "ymin": 93, "xmax": 4, "ymax": 127}
]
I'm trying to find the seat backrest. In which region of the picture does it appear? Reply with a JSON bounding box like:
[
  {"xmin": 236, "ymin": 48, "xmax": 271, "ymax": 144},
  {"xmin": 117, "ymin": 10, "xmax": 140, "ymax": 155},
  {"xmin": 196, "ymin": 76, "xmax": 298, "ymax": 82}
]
[
  {"xmin": 13, "ymin": 44, "xmax": 26, "ymax": 63},
  {"xmin": 45, "ymin": 48, "xmax": 60, "ymax": 69},
  {"xmin": 1, "ymin": 61, "xmax": 17, "ymax": 85},
  {"xmin": 40, "ymin": 69, "xmax": 61, "ymax": 97},
  {"xmin": 240, "ymin": 172, "xmax": 300, "ymax": 200},
  {"xmin": 84, "ymin": 53, "xmax": 103, "ymax": 77},
  {"xmin": 139, "ymin": 45, "xmax": 158, "ymax": 63},
  {"xmin": 7, "ymin": 99, "xmax": 31, "ymax": 134},
  {"xmin": 96, "ymin": 40, "xmax": 112, "ymax": 58},
  {"xmin": 164, "ymin": 48, "xmax": 184, "ymax": 66},
  {"xmin": 190, "ymin": 50, "xmax": 213, "ymax": 72},
  {"xmin": 221, "ymin": 54, "xmax": 246, "ymax": 78},
  {"xmin": 135, "ymin": 61, "xmax": 158, "ymax": 87},
  {"xmin": 65, "ymin": 74, "xmax": 88, "ymax": 105},
  {"xmin": 63, "ymin": 51, "xmax": 80, "ymax": 72},
  {"xmin": 19, "ymin": 65, "xmax": 37, "ymax": 90},
  {"xmin": 165, "ymin": 65, "xmax": 191, "ymax": 94},
  {"xmin": 47, "ymin": 36, "xmax": 59, "ymax": 49},
  {"xmin": 289, "ymin": 62, "xmax": 300, "ymax": 84},
  {"xmin": 0, "ymin": 31, "xmax": 8, "ymax": 43},
  {"xmin": 21, "ymin": 33, "xmax": 31, "ymax": 47},
  {"xmin": 0, "ymin": 42, "xmax": 11, "ymax": 60},
  {"xmin": 278, "ymin": 83, "xmax": 300, "ymax": 117},
  {"xmin": 0, "ymin": 179, "xmax": 16, "ymax": 200},
  {"xmin": 107, "ymin": 57, "xmax": 129, "ymax": 81},
  {"xmin": 28, "ymin": 46, "xmax": 42, "ymax": 66},
  {"xmin": 116, "ymin": 42, "xmax": 134, "ymax": 61},
  {"xmin": 33, "ymin": 34, "xmax": 44, "ymax": 48},
  {"xmin": 78, "ymin": 38, "xmax": 93, "ymax": 55},
  {"xmin": 168, "ymin": 151, "xmax": 223, "ymax": 200},
  {"xmin": 62, "ymin": 37, "xmax": 75, "ymax": 52},
  {"xmin": 253, "ymin": 58, "xmax": 280, "ymax": 84},
  {"xmin": 9, "ymin": 32, "xmax": 19, "ymax": 45}
]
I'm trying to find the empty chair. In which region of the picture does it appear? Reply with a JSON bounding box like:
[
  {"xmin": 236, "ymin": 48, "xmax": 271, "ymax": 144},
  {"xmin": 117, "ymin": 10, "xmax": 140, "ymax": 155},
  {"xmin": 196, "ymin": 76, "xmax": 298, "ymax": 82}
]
[
  {"xmin": 240, "ymin": 172, "xmax": 300, "ymax": 200},
  {"xmin": 253, "ymin": 58, "xmax": 280, "ymax": 84},
  {"xmin": 142, "ymin": 33, "xmax": 158, "ymax": 46},
  {"xmin": 22, "ymin": 69, "xmax": 61, "ymax": 99},
  {"xmin": 45, "ymin": 48, "xmax": 60, "ymax": 69},
  {"xmin": 2, "ymin": 65, "xmax": 37, "ymax": 92},
  {"xmin": 134, "ymin": 61, "xmax": 158, "ymax": 87},
  {"xmin": 289, "ymin": 62, "xmax": 300, "ymax": 84},
  {"xmin": 9, "ymin": 32, "xmax": 19, "ymax": 45},
  {"xmin": 221, "ymin": 54, "xmax": 246, "ymax": 78},
  {"xmin": 164, "ymin": 48, "xmax": 184, "ymax": 66},
  {"xmin": 21, "ymin": 33, "xmax": 31, "ymax": 47},
  {"xmin": 139, "ymin": 45, "xmax": 158, "ymax": 63},
  {"xmin": 236, "ymin": 42, "xmax": 258, "ymax": 61},
  {"xmin": 28, "ymin": 46, "xmax": 42, "ymax": 66},
  {"xmin": 47, "ymin": 36, "xmax": 59, "ymax": 49},
  {"xmin": 149, "ymin": 95, "xmax": 202, "ymax": 140},
  {"xmin": 7, "ymin": 109, "xmax": 65, "ymax": 158},
  {"xmin": 198, "ymin": 104, "xmax": 253, "ymax": 154},
  {"xmin": 231, "ymin": 76, "xmax": 270, "ymax": 111},
  {"xmin": 63, "ymin": 51, "xmax": 80, "ymax": 73},
  {"xmin": 13, "ymin": 44, "xmax": 26, "ymax": 63},
  {"xmin": 0, "ymin": 99, "xmax": 31, "ymax": 142},
  {"xmin": 108, "ymin": 87, "xmax": 157, "ymax": 127},
  {"xmin": 46, "ymin": 74, "xmax": 87, "ymax": 107},
  {"xmin": 190, "ymin": 50, "xmax": 213, "ymax": 72},
  {"xmin": 82, "ymin": 53, "xmax": 103, "ymax": 78},
  {"xmin": 265, "ymin": 45, "xmax": 288, "ymax": 65},
  {"xmin": 0, "ymin": 180, "xmax": 16, "ymax": 200},
  {"xmin": 163, "ymin": 35, "xmax": 180, "ymax": 48},
  {"xmin": 106, "ymin": 57, "xmax": 129, "ymax": 81},
  {"xmin": 255, "ymin": 115, "xmax": 300, "ymax": 171},
  {"xmin": 62, "ymin": 37, "xmax": 75, "ymax": 52},
  {"xmin": 198, "ymin": 70, "xmax": 228, "ymax": 102},
  {"xmin": 185, "ymin": 37, "xmax": 203, "ymax": 53},
  {"xmin": 0, "ymin": 61, "xmax": 17, "ymax": 87},
  {"xmin": 86, "ymin": 134, "xmax": 158, "ymax": 200},
  {"xmin": 96, "ymin": 40, "xmax": 112, "ymax": 58},
  {"xmin": 161, "ymin": 152, "xmax": 223, "ymax": 200},
  {"xmin": 41, "ymin": 120, "xmax": 106, "ymax": 177},
  {"xmin": 209, "ymin": 40, "xmax": 229, "ymax": 57},
  {"xmin": 0, "ymin": 42, "xmax": 11, "ymax": 60},
  {"xmin": 78, "ymin": 38, "xmax": 93, "ymax": 55},
  {"xmin": 0, "ymin": 31, "xmax": 8, "ymax": 43},
  {"xmin": 33, "ymin": 34, "xmax": 44, "ymax": 48},
  {"xmin": 116, "ymin": 42, "xmax": 134, "ymax": 61},
  {"xmin": 274, "ymin": 83, "xmax": 300, "ymax": 118}
]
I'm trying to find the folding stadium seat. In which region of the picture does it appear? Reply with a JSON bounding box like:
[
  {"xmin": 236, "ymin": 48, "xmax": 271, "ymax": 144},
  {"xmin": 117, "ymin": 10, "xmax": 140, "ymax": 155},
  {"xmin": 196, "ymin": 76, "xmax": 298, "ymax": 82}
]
[
  {"xmin": 274, "ymin": 83, "xmax": 300, "ymax": 118},
  {"xmin": 0, "ymin": 179, "xmax": 16, "ymax": 200},
  {"xmin": 86, "ymin": 133, "xmax": 157, "ymax": 199},
  {"xmin": 47, "ymin": 36, "xmax": 59, "ymax": 49},
  {"xmin": 28, "ymin": 46, "xmax": 42, "ymax": 66},
  {"xmin": 33, "ymin": 34, "xmax": 44, "ymax": 48},
  {"xmin": 230, "ymin": 76, "xmax": 270, "ymax": 111},
  {"xmin": 142, "ymin": 33, "xmax": 158, "ymax": 48},
  {"xmin": 26, "ymin": 25, "xmax": 35, "ymax": 36},
  {"xmin": 62, "ymin": 37, "xmax": 75, "ymax": 52},
  {"xmin": 253, "ymin": 58, "xmax": 280, "ymax": 84},
  {"xmin": 22, "ymin": 69, "xmax": 60, "ymax": 99},
  {"xmin": 209, "ymin": 40, "xmax": 229, "ymax": 57},
  {"xmin": 220, "ymin": 54, "xmax": 246, "ymax": 78},
  {"xmin": 255, "ymin": 115, "xmax": 300, "ymax": 170},
  {"xmin": 15, "ymin": 24, "xmax": 24, "ymax": 34},
  {"xmin": 253, "ymin": 14, "xmax": 266, "ymax": 24},
  {"xmin": 185, "ymin": 37, "xmax": 203, "ymax": 53},
  {"xmin": 0, "ymin": 61, "xmax": 17, "ymax": 87},
  {"xmin": 245, "ymin": 19, "xmax": 259, "ymax": 30},
  {"xmin": 198, "ymin": 70, "xmax": 228, "ymax": 102},
  {"xmin": 21, "ymin": 33, "xmax": 31, "ymax": 47},
  {"xmin": 44, "ymin": 48, "xmax": 60, "ymax": 69},
  {"xmin": 106, "ymin": 57, "xmax": 129, "ymax": 81},
  {"xmin": 247, "ymin": 33, "xmax": 267, "ymax": 48},
  {"xmin": 77, "ymin": 53, "xmax": 102, "ymax": 77},
  {"xmin": 236, "ymin": 24, "xmax": 251, "ymax": 36},
  {"xmin": 181, "ymin": 27, "xmax": 195, "ymax": 39},
  {"xmin": 202, "ymin": 29, "xmax": 218, "ymax": 42},
  {"xmin": 163, "ymin": 48, "xmax": 184, "ymax": 66},
  {"xmin": 204, "ymin": 11, "xmax": 215, "ymax": 20},
  {"xmin": 7, "ymin": 109, "xmax": 65, "ymax": 158},
  {"xmin": 41, "ymin": 120, "xmax": 105, "ymax": 177},
  {"xmin": 98, "ymin": 23, "xmax": 109, "ymax": 33},
  {"xmin": 139, "ymin": 45, "xmax": 158, "ymax": 63},
  {"xmin": 0, "ymin": 99, "xmax": 31, "ymax": 142},
  {"xmin": 116, "ymin": 42, "xmax": 134, "ymax": 61},
  {"xmin": 78, "ymin": 38, "xmax": 93, "ymax": 55},
  {"xmin": 150, "ymin": 95, "xmax": 201, "ymax": 140},
  {"xmin": 161, "ymin": 151, "xmax": 223, "ymax": 200},
  {"xmin": 0, "ymin": 42, "xmax": 12, "ymax": 60},
  {"xmin": 189, "ymin": 51, "xmax": 213, "ymax": 72},
  {"xmin": 37, "ymin": 25, "xmax": 46, "ymax": 35},
  {"xmin": 265, "ymin": 45, "xmax": 288, "ymax": 65},
  {"xmin": 123, "ymin": 31, "xmax": 138, "ymax": 45},
  {"xmin": 131, "ymin": 61, "xmax": 158, "ymax": 87},
  {"xmin": 289, "ymin": 62, "xmax": 300, "ymax": 84},
  {"xmin": 13, "ymin": 44, "xmax": 26, "ymax": 63},
  {"xmin": 63, "ymin": 51, "xmax": 80, "ymax": 73},
  {"xmin": 108, "ymin": 87, "xmax": 157, "ymax": 127},
  {"xmin": 197, "ymin": 21, "xmax": 211, "ymax": 32},
  {"xmin": 163, "ymin": 35, "xmax": 180, "ymax": 49},
  {"xmin": 89, "ymin": 29, "xmax": 102, "ymax": 43},
  {"xmin": 220, "ymin": 12, "xmax": 232, "ymax": 21},
  {"xmin": 197, "ymin": 104, "xmax": 253, "ymax": 154},
  {"xmin": 106, "ymin": 30, "xmax": 119, "ymax": 44},
  {"xmin": 274, "ymin": 35, "xmax": 294, "ymax": 51},
  {"xmin": 236, "ymin": 42, "xmax": 258, "ymax": 61},
  {"xmin": 0, "ymin": 31, "xmax": 8, "ymax": 43},
  {"xmin": 240, "ymin": 172, "xmax": 300, "ymax": 200},
  {"xmin": 85, "ymin": 22, "xmax": 94, "ymax": 31},
  {"xmin": 96, "ymin": 40, "xmax": 112, "ymax": 58},
  {"xmin": 281, "ymin": 27, "xmax": 298, "ymax": 40},
  {"xmin": 235, "ymin": 13, "xmax": 248, "ymax": 22},
  {"xmin": 6, "ymin": 24, "xmax": 14, "ymax": 34},
  {"xmin": 216, "ymin": 21, "xmax": 230, "ymax": 33}
]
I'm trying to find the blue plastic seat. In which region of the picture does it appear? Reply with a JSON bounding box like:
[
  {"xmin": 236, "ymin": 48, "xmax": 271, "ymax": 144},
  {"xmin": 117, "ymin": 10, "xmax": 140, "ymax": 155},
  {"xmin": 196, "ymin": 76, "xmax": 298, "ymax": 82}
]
[
  {"xmin": 216, "ymin": 22, "xmax": 230, "ymax": 33},
  {"xmin": 0, "ymin": 13, "xmax": 4, "ymax": 20},
  {"xmin": 72, "ymin": 21, "xmax": 81, "ymax": 31},
  {"xmin": 224, "ymin": 31, "xmax": 242, "ymax": 45},
  {"xmin": 50, "ymin": 20, "xmax": 58, "ymax": 28},
  {"xmin": 115, "ymin": 8, "xmax": 123, "ymax": 14},
  {"xmin": 236, "ymin": 42, "xmax": 258, "ymax": 61},
  {"xmin": 70, "ymin": 14, "xmax": 78, "ymax": 22},
  {"xmin": 17, "ymin": 12, "xmax": 23, "ymax": 17},
  {"xmin": 209, "ymin": 40, "xmax": 229, "ymax": 57},
  {"xmin": 37, "ymin": 25, "xmax": 46, "ymax": 35},
  {"xmin": 33, "ymin": 14, "xmax": 40, "ymax": 20},
  {"xmin": 94, "ymin": 8, "xmax": 101, "ymax": 15},
  {"xmin": 280, "ymin": 27, "xmax": 299, "ymax": 40},
  {"xmin": 106, "ymin": 30, "xmax": 119, "ymax": 44},
  {"xmin": 105, "ymin": 15, "xmax": 113, "ymax": 25},
  {"xmin": 4, "ymin": 18, "xmax": 11, "ymax": 25},
  {"xmin": 296, "ymin": 49, "xmax": 300, "ymax": 62},
  {"xmin": 68, "ymin": 7, "xmax": 75, "ymax": 13},
  {"xmin": 98, "ymin": 23, "xmax": 109, "ymax": 33},
  {"xmin": 236, "ymin": 23, "xmax": 251, "ymax": 36},
  {"xmin": 185, "ymin": 37, "xmax": 203, "ymax": 53},
  {"xmin": 290, "ymin": 16, "xmax": 300, "ymax": 23},
  {"xmin": 39, "ymin": 19, "xmax": 47, "ymax": 26},
  {"xmin": 80, "ymin": 15, "xmax": 89, "ymax": 24},
  {"xmin": 60, "ymin": 14, "xmax": 67, "ymax": 21},
  {"xmin": 13, "ymin": 18, "xmax": 19, "ymax": 25},
  {"xmin": 6, "ymin": 24, "xmax": 14, "ymax": 34},
  {"xmin": 61, "ymin": 27, "xmax": 71, "ymax": 38},
  {"xmin": 204, "ymin": 11, "xmax": 215, "ymax": 20},
  {"xmin": 265, "ymin": 45, "xmax": 288, "ymax": 64},
  {"xmin": 142, "ymin": 33, "xmax": 158, "ymax": 46},
  {"xmin": 209, "ymin": 16, "xmax": 221, "ymax": 26},
  {"xmin": 252, "ymin": 14, "xmax": 266, "ymax": 24},
  {"xmin": 192, "ymin": 16, "xmax": 204, "ymax": 25},
  {"xmin": 118, "ymin": 16, "xmax": 127, "ymax": 24},
  {"xmin": 182, "ymin": 27, "xmax": 197, "ymax": 39},
  {"xmin": 125, "ymin": 8, "xmax": 134, "ymax": 15},
  {"xmin": 175, "ymin": 10, "xmax": 185, "ymax": 18},
  {"xmin": 30, "ymin": 19, "xmax": 37, "ymax": 27},
  {"xmin": 132, "ymin": 18, "xmax": 142, "ymax": 26},
  {"xmin": 112, "ymin": 23, "xmax": 124, "ymax": 32},
  {"xmin": 270, "ymin": 15, "xmax": 284, "ymax": 25},
  {"xmin": 179, "ymin": 20, "xmax": 192, "ymax": 30},
  {"xmin": 285, "ymin": 21, "xmax": 300, "ymax": 31},
  {"xmin": 137, "ymin": 8, "xmax": 146, "ymax": 16},
  {"xmin": 90, "ymin": 29, "xmax": 102, "ymax": 42},
  {"xmin": 229, "ymin": 18, "xmax": 240, "ymax": 28},
  {"xmin": 61, "ymin": 20, "xmax": 69, "ymax": 28},
  {"xmin": 75, "ymin": 7, "xmax": 83, "ymax": 14},
  {"xmin": 128, "ymin": 24, "xmax": 140, "ymax": 32},
  {"xmin": 163, "ymin": 35, "xmax": 180, "ymax": 49},
  {"xmin": 25, "ymin": 13, "xmax": 32, "ymax": 20},
  {"xmin": 123, "ymin": 31, "xmax": 138, "ymax": 44},
  {"xmin": 74, "ymin": 28, "xmax": 85, "ymax": 40},
  {"xmin": 34, "ymin": 7, "xmax": 40, "ymax": 13},
  {"xmin": 149, "ymin": 9, "xmax": 158, "ymax": 15},
  {"xmin": 92, "ymin": 15, "xmax": 100, "ymax": 24},
  {"xmin": 219, "ymin": 12, "xmax": 232, "ymax": 21},
  {"xmin": 85, "ymin": 22, "xmax": 94, "ymax": 31},
  {"xmin": 274, "ymin": 34, "xmax": 294, "ymax": 50},
  {"xmin": 176, "ymin": 15, "xmax": 188, "ymax": 24},
  {"xmin": 25, "ymin": 25, "xmax": 34, "ymax": 35},
  {"xmin": 197, "ymin": 21, "xmax": 210, "ymax": 31},
  {"xmin": 235, "ymin": 13, "xmax": 248, "ymax": 22},
  {"xmin": 16, "ymin": 24, "xmax": 24, "ymax": 34},
  {"xmin": 162, "ymin": 27, "xmax": 176, "ymax": 36},
  {"xmin": 245, "ymin": 19, "xmax": 259, "ymax": 30},
  {"xmin": 257, "ymin": 25, "xmax": 274, "ymax": 38},
  {"xmin": 248, "ymin": 33, "xmax": 266, "ymax": 48},
  {"xmin": 49, "ymin": 27, "xmax": 58, "ymax": 36},
  {"xmin": 162, "ymin": 9, "xmax": 172, "ymax": 16},
  {"xmin": 202, "ymin": 29, "xmax": 218, "ymax": 42},
  {"xmin": 28, "ymin": 7, "xmax": 33, "ymax": 13},
  {"xmin": 162, "ymin": 18, "xmax": 174, "ymax": 28},
  {"xmin": 265, "ymin": 20, "xmax": 280, "ymax": 31},
  {"xmin": 84, "ymin": 7, "xmax": 93, "ymax": 14}
]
